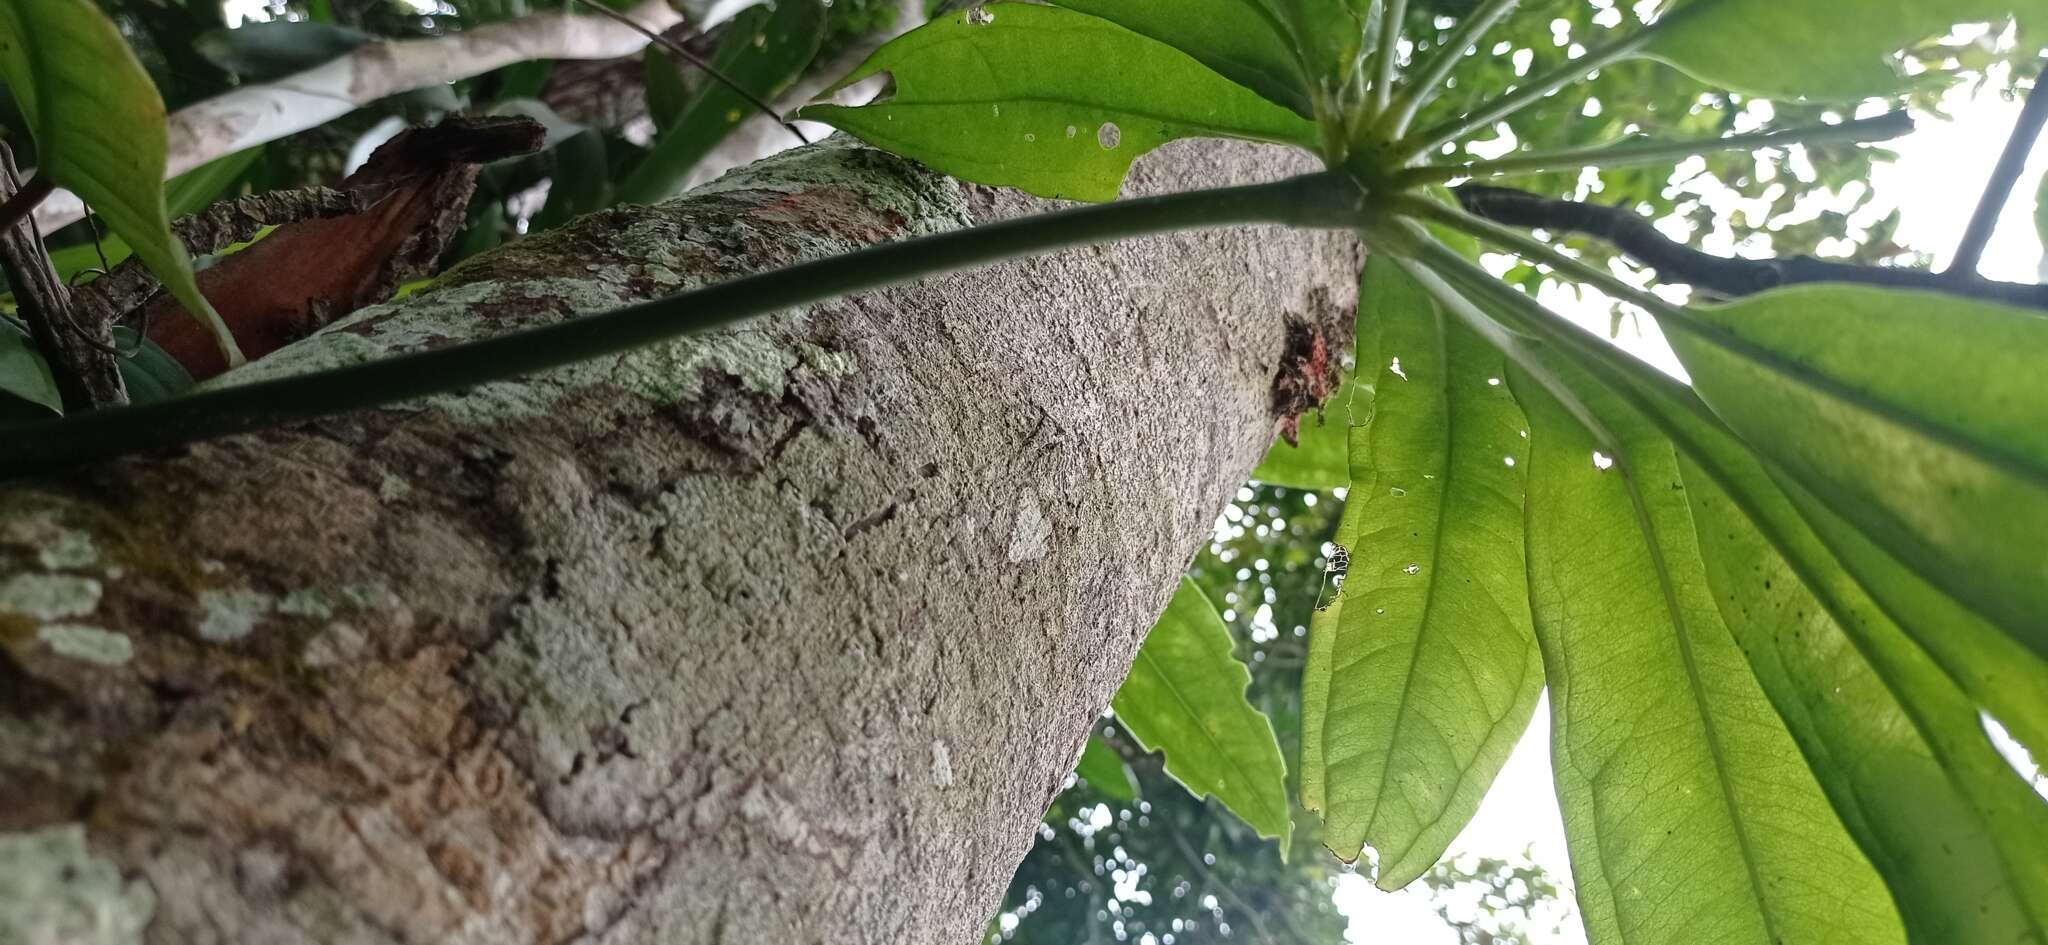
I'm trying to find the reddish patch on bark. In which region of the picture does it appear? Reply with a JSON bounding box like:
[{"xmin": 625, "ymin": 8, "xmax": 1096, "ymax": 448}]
[
  {"xmin": 750, "ymin": 189, "xmax": 909, "ymax": 244},
  {"xmin": 145, "ymin": 117, "xmax": 544, "ymax": 378},
  {"xmin": 1270, "ymin": 316, "xmax": 1342, "ymax": 446}
]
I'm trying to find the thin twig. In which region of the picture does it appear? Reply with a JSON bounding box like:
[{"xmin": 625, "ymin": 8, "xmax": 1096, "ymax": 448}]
[
  {"xmin": 1449, "ymin": 184, "xmax": 2048, "ymax": 310},
  {"xmin": 1400, "ymin": 111, "xmax": 1913, "ymax": 186},
  {"xmin": 1949, "ymin": 61, "xmax": 2048, "ymax": 277},
  {"xmin": 0, "ymin": 173, "xmax": 52, "ymax": 234},
  {"xmin": 569, "ymin": 0, "xmax": 811, "ymax": 146},
  {"xmin": 1371, "ymin": 0, "xmax": 1409, "ymax": 116}
]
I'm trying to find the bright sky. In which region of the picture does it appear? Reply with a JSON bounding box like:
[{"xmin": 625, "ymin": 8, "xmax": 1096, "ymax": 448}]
[{"xmin": 1337, "ymin": 69, "xmax": 2048, "ymax": 945}]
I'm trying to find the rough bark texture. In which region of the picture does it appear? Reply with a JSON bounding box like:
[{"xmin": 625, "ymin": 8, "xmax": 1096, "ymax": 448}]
[{"xmin": 0, "ymin": 137, "xmax": 1358, "ymax": 945}]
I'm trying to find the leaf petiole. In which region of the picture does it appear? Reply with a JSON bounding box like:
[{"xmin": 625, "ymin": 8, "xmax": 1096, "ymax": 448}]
[
  {"xmin": 1376, "ymin": 0, "xmax": 1519, "ymax": 139},
  {"xmin": 1396, "ymin": 111, "xmax": 1913, "ymax": 187}
]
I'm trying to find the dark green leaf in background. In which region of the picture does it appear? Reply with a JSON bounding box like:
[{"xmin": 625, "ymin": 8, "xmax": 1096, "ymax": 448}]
[
  {"xmin": 615, "ymin": 0, "xmax": 829, "ymax": 206},
  {"xmin": 192, "ymin": 20, "xmax": 372, "ymax": 80},
  {"xmin": 0, "ymin": 317, "xmax": 61, "ymax": 415},
  {"xmin": 1073, "ymin": 735, "xmax": 1138, "ymax": 804}
]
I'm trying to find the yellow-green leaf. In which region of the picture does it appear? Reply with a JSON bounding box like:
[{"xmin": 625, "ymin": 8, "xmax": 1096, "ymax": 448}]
[
  {"xmin": 802, "ymin": 3, "xmax": 1319, "ymax": 202},
  {"xmin": 1113, "ymin": 579, "xmax": 1292, "ymax": 846},
  {"xmin": 1515, "ymin": 363, "xmax": 1904, "ymax": 945},
  {"xmin": 1667, "ymin": 284, "xmax": 2048, "ymax": 663},
  {"xmin": 1302, "ymin": 256, "xmax": 1540, "ymax": 888}
]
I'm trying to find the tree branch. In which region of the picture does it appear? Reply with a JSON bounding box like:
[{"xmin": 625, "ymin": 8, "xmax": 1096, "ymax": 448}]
[
  {"xmin": 0, "ymin": 144, "xmax": 125, "ymax": 410},
  {"xmin": 31, "ymin": 0, "xmax": 685, "ymax": 234},
  {"xmin": 1949, "ymin": 63, "xmax": 2048, "ymax": 277},
  {"xmin": 1454, "ymin": 184, "xmax": 2048, "ymax": 310}
]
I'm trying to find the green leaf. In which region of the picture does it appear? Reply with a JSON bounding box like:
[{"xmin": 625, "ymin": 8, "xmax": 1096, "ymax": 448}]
[
  {"xmin": 615, "ymin": 0, "xmax": 829, "ymax": 206},
  {"xmin": 0, "ymin": 0, "xmax": 244, "ymax": 366},
  {"xmin": 109, "ymin": 327, "xmax": 194, "ymax": 406},
  {"xmin": 192, "ymin": 20, "xmax": 372, "ymax": 81},
  {"xmin": 1642, "ymin": 0, "xmax": 2046, "ymax": 101},
  {"xmin": 47, "ymin": 147, "xmax": 261, "ymax": 284},
  {"xmin": 1513, "ymin": 364, "xmax": 1904, "ymax": 945},
  {"xmin": 533, "ymin": 130, "xmax": 612, "ymax": 232},
  {"xmin": 165, "ymin": 146, "xmax": 261, "ymax": 219},
  {"xmin": 0, "ymin": 317, "xmax": 61, "ymax": 416},
  {"xmin": 1525, "ymin": 346, "xmax": 2048, "ymax": 944},
  {"xmin": 1686, "ymin": 462, "xmax": 2048, "ymax": 944},
  {"xmin": 1044, "ymin": 0, "xmax": 1315, "ymax": 116},
  {"xmin": 1665, "ymin": 284, "xmax": 2048, "ymax": 662},
  {"xmin": 642, "ymin": 46, "xmax": 692, "ymax": 137},
  {"xmin": 1252, "ymin": 399, "xmax": 1354, "ymax": 488},
  {"xmin": 801, "ymin": 3, "xmax": 1320, "ymax": 202},
  {"xmin": 1301, "ymin": 256, "xmax": 1540, "ymax": 889},
  {"xmin": 1074, "ymin": 735, "xmax": 1138, "ymax": 804},
  {"xmin": 1113, "ymin": 578, "xmax": 1292, "ymax": 846}
]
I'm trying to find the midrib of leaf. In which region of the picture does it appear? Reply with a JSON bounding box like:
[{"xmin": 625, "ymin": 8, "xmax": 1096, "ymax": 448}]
[
  {"xmin": 1128, "ymin": 647, "xmax": 1276, "ymax": 822},
  {"xmin": 1617, "ymin": 458, "xmax": 1782, "ymax": 945}
]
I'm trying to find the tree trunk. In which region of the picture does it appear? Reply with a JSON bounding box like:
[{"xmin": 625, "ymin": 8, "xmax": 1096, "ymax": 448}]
[{"xmin": 0, "ymin": 138, "xmax": 1359, "ymax": 945}]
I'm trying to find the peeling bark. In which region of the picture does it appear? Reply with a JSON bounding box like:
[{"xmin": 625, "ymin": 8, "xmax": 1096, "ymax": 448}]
[{"xmin": 0, "ymin": 138, "xmax": 1359, "ymax": 945}]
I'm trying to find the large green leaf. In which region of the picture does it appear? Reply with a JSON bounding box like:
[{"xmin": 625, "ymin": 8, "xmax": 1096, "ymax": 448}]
[
  {"xmin": 615, "ymin": 0, "xmax": 829, "ymax": 205},
  {"xmin": 1689, "ymin": 468, "xmax": 2048, "ymax": 943},
  {"xmin": 1643, "ymin": 0, "xmax": 2048, "ymax": 101},
  {"xmin": 1113, "ymin": 578, "xmax": 1292, "ymax": 845},
  {"xmin": 802, "ymin": 3, "xmax": 1319, "ymax": 202},
  {"xmin": 1531, "ymin": 347, "xmax": 2048, "ymax": 944},
  {"xmin": 0, "ymin": 0, "xmax": 242, "ymax": 366},
  {"xmin": 1044, "ymin": 0, "xmax": 1315, "ymax": 117},
  {"xmin": 1514, "ymin": 366, "xmax": 1903, "ymax": 945},
  {"xmin": 1301, "ymin": 256, "xmax": 1539, "ymax": 888},
  {"xmin": 1665, "ymin": 284, "xmax": 2048, "ymax": 662}
]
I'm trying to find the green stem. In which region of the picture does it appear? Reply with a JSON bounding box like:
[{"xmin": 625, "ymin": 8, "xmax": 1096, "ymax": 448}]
[
  {"xmin": 1372, "ymin": 0, "xmax": 1410, "ymax": 116},
  {"xmin": 1389, "ymin": 229, "xmax": 1725, "ymax": 433},
  {"xmin": 1398, "ymin": 111, "xmax": 1914, "ymax": 186},
  {"xmin": 1392, "ymin": 0, "xmax": 1719, "ymax": 164},
  {"xmin": 0, "ymin": 172, "xmax": 1367, "ymax": 478},
  {"xmin": 1390, "ymin": 193, "xmax": 1678, "ymax": 317},
  {"xmin": 1378, "ymin": 0, "xmax": 1519, "ymax": 138}
]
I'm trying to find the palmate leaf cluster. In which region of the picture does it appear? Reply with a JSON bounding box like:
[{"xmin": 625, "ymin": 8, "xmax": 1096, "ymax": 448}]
[{"xmin": 799, "ymin": 2, "xmax": 2048, "ymax": 944}]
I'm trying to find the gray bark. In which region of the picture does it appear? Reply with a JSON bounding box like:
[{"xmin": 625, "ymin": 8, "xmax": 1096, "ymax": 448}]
[{"xmin": 0, "ymin": 137, "xmax": 1358, "ymax": 945}]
